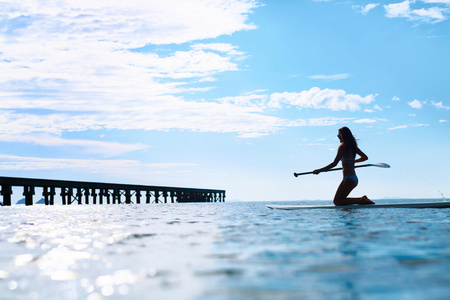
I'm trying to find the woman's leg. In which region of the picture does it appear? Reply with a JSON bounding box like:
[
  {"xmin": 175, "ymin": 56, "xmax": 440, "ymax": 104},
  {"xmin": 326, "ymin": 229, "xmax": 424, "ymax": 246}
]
[{"xmin": 333, "ymin": 178, "xmax": 374, "ymax": 206}]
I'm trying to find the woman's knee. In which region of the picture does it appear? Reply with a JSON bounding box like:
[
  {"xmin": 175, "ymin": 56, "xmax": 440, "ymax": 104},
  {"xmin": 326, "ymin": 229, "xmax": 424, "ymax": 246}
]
[{"xmin": 333, "ymin": 198, "xmax": 345, "ymax": 206}]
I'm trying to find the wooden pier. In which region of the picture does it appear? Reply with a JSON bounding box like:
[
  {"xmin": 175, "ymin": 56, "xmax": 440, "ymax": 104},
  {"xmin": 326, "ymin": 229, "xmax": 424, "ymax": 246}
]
[{"xmin": 0, "ymin": 176, "xmax": 225, "ymax": 206}]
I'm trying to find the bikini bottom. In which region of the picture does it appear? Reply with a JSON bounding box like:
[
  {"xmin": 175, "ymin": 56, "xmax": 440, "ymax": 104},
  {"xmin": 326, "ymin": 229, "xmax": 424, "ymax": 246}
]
[{"xmin": 343, "ymin": 174, "xmax": 358, "ymax": 186}]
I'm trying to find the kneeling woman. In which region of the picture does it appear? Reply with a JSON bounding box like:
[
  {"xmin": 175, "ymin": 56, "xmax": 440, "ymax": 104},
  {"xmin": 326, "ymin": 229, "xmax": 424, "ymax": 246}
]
[{"xmin": 313, "ymin": 127, "xmax": 375, "ymax": 206}]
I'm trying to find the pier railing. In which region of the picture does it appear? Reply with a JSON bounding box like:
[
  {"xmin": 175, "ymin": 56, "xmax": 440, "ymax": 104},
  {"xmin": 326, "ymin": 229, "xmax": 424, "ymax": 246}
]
[{"xmin": 0, "ymin": 176, "xmax": 225, "ymax": 206}]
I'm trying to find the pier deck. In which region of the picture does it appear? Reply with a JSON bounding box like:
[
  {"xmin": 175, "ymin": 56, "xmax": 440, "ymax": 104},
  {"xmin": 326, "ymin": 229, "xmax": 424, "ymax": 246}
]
[{"xmin": 0, "ymin": 176, "xmax": 225, "ymax": 206}]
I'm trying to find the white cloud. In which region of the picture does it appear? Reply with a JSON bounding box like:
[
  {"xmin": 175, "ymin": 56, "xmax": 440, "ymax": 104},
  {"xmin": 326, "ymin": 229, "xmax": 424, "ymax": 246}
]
[
  {"xmin": 439, "ymin": 119, "xmax": 448, "ymax": 123},
  {"xmin": 408, "ymin": 99, "xmax": 424, "ymax": 109},
  {"xmin": 237, "ymin": 132, "xmax": 269, "ymax": 138},
  {"xmin": 413, "ymin": 7, "xmax": 447, "ymax": 20},
  {"xmin": 392, "ymin": 96, "xmax": 400, "ymax": 101},
  {"xmin": 364, "ymin": 104, "xmax": 383, "ymax": 113},
  {"xmin": 353, "ymin": 119, "xmax": 377, "ymax": 124},
  {"xmin": 198, "ymin": 77, "xmax": 217, "ymax": 82},
  {"xmin": 389, "ymin": 125, "xmax": 408, "ymax": 130},
  {"xmin": 268, "ymin": 87, "xmax": 375, "ymax": 111},
  {"xmin": 357, "ymin": 3, "xmax": 380, "ymax": 15},
  {"xmin": 384, "ymin": 0, "xmax": 448, "ymax": 23},
  {"xmin": 1, "ymin": 0, "xmax": 258, "ymax": 46},
  {"xmin": 308, "ymin": 73, "xmax": 351, "ymax": 80},
  {"xmin": 432, "ymin": 101, "xmax": 450, "ymax": 109},
  {"xmin": 421, "ymin": 0, "xmax": 450, "ymax": 4},
  {"xmin": 385, "ymin": 1, "xmax": 412, "ymax": 18},
  {"xmin": 0, "ymin": 0, "xmax": 259, "ymax": 88},
  {"xmin": 217, "ymin": 94, "xmax": 268, "ymax": 109},
  {"xmin": 0, "ymin": 154, "xmax": 196, "ymax": 174},
  {"xmin": 389, "ymin": 123, "xmax": 429, "ymax": 130},
  {"xmin": 191, "ymin": 43, "xmax": 246, "ymax": 56},
  {"xmin": 225, "ymin": 118, "xmax": 351, "ymax": 136},
  {"xmin": 364, "ymin": 3, "xmax": 380, "ymax": 14},
  {"xmin": 0, "ymin": 133, "xmax": 148, "ymax": 157},
  {"xmin": 287, "ymin": 117, "xmax": 353, "ymax": 127},
  {"xmin": 0, "ymin": 0, "xmax": 282, "ymax": 142}
]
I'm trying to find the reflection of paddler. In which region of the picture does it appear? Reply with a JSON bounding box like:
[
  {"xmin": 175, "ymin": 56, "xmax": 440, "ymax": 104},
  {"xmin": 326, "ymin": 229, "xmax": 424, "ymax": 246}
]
[{"xmin": 313, "ymin": 127, "xmax": 375, "ymax": 206}]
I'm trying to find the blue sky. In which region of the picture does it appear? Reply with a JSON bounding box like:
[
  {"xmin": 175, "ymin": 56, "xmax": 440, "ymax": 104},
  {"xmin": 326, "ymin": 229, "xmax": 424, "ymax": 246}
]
[{"xmin": 1, "ymin": 0, "xmax": 449, "ymax": 202}]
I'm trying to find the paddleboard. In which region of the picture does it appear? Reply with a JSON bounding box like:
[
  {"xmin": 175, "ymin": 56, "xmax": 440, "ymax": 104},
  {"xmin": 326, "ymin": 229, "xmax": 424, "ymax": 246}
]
[{"xmin": 266, "ymin": 202, "xmax": 450, "ymax": 210}]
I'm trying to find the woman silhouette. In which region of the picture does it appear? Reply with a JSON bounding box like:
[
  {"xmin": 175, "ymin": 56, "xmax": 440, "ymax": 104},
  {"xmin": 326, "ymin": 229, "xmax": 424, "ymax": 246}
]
[{"xmin": 313, "ymin": 127, "xmax": 375, "ymax": 206}]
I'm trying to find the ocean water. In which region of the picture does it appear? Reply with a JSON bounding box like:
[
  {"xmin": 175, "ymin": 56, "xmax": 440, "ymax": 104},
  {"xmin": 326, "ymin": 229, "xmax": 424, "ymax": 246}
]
[{"xmin": 0, "ymin": 200, "xmax": 449, "ymax": 300}]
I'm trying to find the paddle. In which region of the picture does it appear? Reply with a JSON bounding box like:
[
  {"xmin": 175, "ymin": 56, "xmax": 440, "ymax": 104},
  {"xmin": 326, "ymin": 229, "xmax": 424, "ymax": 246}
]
[{"xmin": 294, "ymin": 163, "xmax": 390, "ymax": 177}]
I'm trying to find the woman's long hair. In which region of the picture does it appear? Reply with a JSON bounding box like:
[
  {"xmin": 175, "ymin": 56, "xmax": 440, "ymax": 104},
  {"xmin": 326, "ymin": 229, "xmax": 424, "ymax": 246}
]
[{"xmin": 339, "ymin": 127, "xmax": 357, "ymax": 152}]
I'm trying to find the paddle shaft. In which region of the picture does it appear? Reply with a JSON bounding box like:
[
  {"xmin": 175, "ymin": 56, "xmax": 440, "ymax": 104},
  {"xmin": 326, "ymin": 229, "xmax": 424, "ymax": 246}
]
[{"xmin": 294, "ymin": 164, "xmax": 372, "ymax": 177}]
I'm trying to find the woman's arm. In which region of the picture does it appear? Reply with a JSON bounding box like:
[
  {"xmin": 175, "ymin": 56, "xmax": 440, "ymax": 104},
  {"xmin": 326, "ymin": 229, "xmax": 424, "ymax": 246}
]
[
  {"xmin": 313, "ymin": 145, "xmax": 344, "ymax": 174},
  {"xmin": 355, "ymin": 147, "xmax": 368, "ymax": 163}
]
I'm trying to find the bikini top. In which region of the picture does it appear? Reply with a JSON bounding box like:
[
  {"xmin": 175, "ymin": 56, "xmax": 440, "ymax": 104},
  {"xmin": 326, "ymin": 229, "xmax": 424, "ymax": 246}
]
[{"xmin": 341, "ymin": 156, "xmax": 355, "ymax": 163}]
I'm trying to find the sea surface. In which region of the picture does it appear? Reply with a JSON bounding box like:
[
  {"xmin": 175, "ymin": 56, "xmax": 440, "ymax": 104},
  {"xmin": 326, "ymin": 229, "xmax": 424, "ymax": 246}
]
[{"xmin": 0, "ymin": 200, "xmax": 449, "ymax": 300}]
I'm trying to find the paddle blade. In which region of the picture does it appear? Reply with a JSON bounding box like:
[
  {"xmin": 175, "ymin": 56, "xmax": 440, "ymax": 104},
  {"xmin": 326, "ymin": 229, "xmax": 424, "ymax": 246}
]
[{"xmin": 370, "ymin": 163, "xmax": 390, "ymax": 168}]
